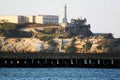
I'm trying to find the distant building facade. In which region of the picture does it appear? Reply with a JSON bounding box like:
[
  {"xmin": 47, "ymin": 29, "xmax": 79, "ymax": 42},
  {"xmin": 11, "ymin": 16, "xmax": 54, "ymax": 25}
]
[
  {"xmin": 71, "ymin": 18, "xmax": 87, "ymax": 25},
  {"xmin": 0, "ymin": 15, "xmax": 59, "ymax": 24},
  {"xmin": 0, "ymin": 16, "xmax": 28, "ymax": 23},
  {"xmin": 35, "ymin": 15, "xmax": 59, "ymax": 24}
]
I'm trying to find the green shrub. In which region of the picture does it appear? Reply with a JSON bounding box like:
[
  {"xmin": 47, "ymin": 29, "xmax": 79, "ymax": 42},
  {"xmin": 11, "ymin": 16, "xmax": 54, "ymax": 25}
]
[
  {"xmin": 96, "ymin": 46, "xmax": 102, "ymax": 50},
  {"xmin": 47, "ymin": 40, "xmax": 56, "ymax": 46},
  {"xmin": 0, "ymin": 22, "xmax": 17, "ymax": 31},
  {"xmin": 65, "ymin": 44, "xmax": 77, "ymax": 53},
  {"xmin": 38, "ymin": 35, "xmax": 54, "ymax": 41},
  {"xmin": 65, "ymin": 37, "xmax": 77, "ymax": 53},
  {"xmin": 83, "ymin": 42, "xmax": 92, "ymax": 51},
  {"xmin": 43, "ymin": 28, "xmax": 55, "ymax": 34}
]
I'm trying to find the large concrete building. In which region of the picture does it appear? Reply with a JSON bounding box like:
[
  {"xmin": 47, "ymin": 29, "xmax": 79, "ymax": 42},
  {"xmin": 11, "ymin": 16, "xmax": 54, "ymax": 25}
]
[
  {"xmin": 0, "ymin": 16, "xmax": 28, "ymax": 23},
  {"xmin": 36, "ymin": 15, "xmax": 59, "ymax": 24},
  {"xmin": 0, "ymin": 15, "xmax": 59, "ymax": 24}
]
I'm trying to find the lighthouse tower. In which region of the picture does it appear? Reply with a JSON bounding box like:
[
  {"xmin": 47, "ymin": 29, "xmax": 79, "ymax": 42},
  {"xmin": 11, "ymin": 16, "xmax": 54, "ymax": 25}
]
[{"xmin": 63, "ymin": 5, "xmax": 67, "ymax": 23}]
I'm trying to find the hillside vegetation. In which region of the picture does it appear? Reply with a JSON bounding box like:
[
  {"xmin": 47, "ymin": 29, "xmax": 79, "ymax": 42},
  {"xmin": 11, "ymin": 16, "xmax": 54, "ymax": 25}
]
[{"xmin": 0, "ymin": 23, "xmax": 120, "ymax": 53}]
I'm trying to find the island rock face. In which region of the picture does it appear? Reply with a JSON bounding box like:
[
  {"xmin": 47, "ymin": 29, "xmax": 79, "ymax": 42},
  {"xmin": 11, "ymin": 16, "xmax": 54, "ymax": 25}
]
[
  {"xmin": 0, "ymin": 38, "xmax": 44, "ymax": 53},
  {"xmin": 0, "ymin": 34, "xmax": 120, "ymax": 53},
  {"xmin": 75, "ymin": 34, "xmax": 120, "ymax": 53}
]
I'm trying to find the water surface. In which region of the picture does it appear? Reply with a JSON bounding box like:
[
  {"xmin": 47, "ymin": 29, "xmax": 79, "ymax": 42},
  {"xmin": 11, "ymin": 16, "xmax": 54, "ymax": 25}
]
[{"xmin": 0, "ymin": 68, "xmax": 120, "ymax": 80}]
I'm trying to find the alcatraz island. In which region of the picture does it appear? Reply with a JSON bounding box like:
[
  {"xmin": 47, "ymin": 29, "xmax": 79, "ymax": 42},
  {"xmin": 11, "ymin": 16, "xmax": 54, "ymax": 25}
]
[
  {"xmin": 1, "ymin": 5, "xmax": 120, "ymax": 68},
  {"xmin": 0, "ymin": 5, "xmax": 120, "ymax": 54}
]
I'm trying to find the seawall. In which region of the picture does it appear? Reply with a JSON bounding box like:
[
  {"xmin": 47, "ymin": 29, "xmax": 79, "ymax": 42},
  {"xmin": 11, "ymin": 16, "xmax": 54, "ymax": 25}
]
[{"xmin": 0, "ymin": 53, "xmax": 120, "ymax": 68}]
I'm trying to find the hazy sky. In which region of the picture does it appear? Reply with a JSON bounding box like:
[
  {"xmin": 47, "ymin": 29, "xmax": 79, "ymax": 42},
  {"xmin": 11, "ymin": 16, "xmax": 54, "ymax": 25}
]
[{"xmin": 0, "ymin": 0, "xmax": 120, "ymax": 38}]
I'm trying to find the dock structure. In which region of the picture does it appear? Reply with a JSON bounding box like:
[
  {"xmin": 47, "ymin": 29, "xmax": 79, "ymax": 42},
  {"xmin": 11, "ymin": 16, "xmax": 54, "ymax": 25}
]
[{"xmin": 0, "ymin": 53, "xmax": 120, "ymax": 68}]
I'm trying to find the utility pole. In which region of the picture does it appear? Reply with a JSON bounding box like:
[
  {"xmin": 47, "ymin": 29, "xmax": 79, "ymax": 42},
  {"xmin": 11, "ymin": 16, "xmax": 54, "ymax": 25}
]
[
  {"xmin": 85, "ymin": 42, "xmax": 87, "ymax": 53},
  {"xmin": 85, "ymin": 39, "xmax": 88, "ymax": 53}
]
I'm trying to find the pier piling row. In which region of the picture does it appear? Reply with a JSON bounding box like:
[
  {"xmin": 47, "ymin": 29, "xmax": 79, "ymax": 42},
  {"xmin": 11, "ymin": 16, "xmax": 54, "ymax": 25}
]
[{"xmin": 0, "ymin": 53, "xmax": 120, "ymax": 68}]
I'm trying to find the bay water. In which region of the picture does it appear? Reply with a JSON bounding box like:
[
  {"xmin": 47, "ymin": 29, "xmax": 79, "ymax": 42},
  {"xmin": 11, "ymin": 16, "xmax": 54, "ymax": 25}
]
[{"xmin": 0, "ymin": 68, "xmax": 120, "ymax": 80}]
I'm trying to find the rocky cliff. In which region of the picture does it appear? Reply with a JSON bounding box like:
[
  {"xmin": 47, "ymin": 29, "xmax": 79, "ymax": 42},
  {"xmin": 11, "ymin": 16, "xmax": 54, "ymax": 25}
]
[
  {"xmin": 0, "ymin": 34, "xmax": 120, "ymax": 53},
  {"xmin": 0, "ymin": 38, "xmax": 44, "ymax": 53}
]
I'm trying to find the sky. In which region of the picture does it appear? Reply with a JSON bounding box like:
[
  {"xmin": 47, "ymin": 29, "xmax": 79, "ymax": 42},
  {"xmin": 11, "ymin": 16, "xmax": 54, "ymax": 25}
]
[{"xmin": 0, "ymin": 0, "xmax": 120, "ymax": 38}]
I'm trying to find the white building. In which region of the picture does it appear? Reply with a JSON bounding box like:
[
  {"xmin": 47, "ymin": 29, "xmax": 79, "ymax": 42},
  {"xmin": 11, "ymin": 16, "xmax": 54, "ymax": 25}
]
[
  {"xmin": 0, "ymin": 15, "xmax": 28, "ymax": 23},
  {"xmin": 43, "ymin": 15, "xmax": 58, "ymax": 24},
  {"xmin": 0, "ymin": 15, "xmax": 59, "ymax": 24},
  {"xmin": 35, "ymin": 15, "xmax": 59, "ymax": 24},
  {"xmin": 26, "ymin": 16, "xmax": 35, "ymax": 23}
]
